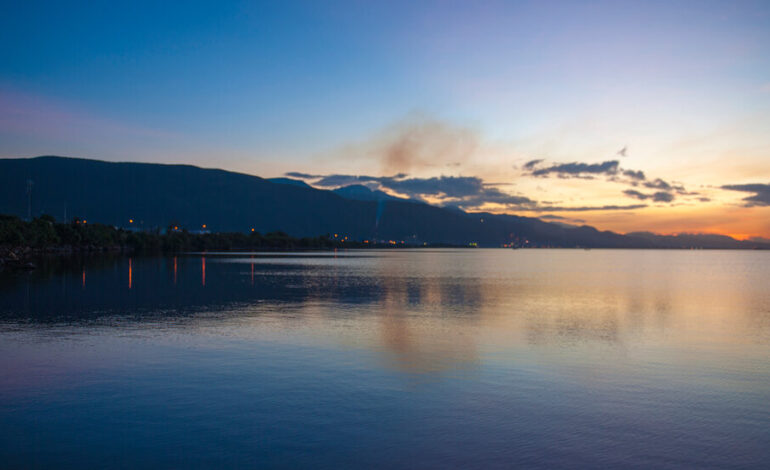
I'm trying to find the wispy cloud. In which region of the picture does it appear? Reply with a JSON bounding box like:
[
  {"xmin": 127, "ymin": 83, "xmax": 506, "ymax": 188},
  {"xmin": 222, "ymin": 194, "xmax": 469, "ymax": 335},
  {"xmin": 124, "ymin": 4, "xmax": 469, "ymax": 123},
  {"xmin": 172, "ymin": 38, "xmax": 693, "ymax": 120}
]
[
  {"xmin": 623, "ymin": 189, "xmax": 675, "ymax": 202},
  {"xmin": 288, "ymin": 172, "xmax": 538, "ymax": 208},
  {"xmin": 526, "ymin": 160, "xmax": 620, "ymax": 178},
  {"xmin": 288, "ymin": 171, "xmax": 655, "ymax": 213},
  {"xmin": 721, "ymin": 183, "xmax": 770, "ymax": 206},
  {"xmin": 516, "ymin": 204, "xmax": 648, "ymax": 212},
  {"xmin": 524, "ymin": 157, "xmax": 706, "ymax": 205}
]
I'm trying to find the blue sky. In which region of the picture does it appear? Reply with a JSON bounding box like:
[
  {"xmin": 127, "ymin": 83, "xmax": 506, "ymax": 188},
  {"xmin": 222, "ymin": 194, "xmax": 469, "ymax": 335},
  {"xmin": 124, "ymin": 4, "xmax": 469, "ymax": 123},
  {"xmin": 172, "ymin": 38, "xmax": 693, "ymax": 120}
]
[{"xmin": 2, "ymin": 1, "xmax": 769, "ymax": 236}]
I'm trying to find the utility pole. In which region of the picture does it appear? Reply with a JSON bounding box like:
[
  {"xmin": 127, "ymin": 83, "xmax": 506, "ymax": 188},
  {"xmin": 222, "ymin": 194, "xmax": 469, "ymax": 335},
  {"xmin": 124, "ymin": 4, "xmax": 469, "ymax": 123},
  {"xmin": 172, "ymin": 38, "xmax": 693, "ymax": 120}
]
[{"xmin": 26, "ymin": 179, "xmax": 34, "ymax": 221}]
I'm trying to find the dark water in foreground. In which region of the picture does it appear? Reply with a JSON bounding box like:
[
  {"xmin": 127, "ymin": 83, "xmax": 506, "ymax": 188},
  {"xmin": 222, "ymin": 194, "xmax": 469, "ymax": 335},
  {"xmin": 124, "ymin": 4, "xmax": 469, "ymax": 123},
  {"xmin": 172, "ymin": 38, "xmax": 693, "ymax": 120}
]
[{"xmin": 1, "ymin": 249, "xmax": 769, "ymax": 469}]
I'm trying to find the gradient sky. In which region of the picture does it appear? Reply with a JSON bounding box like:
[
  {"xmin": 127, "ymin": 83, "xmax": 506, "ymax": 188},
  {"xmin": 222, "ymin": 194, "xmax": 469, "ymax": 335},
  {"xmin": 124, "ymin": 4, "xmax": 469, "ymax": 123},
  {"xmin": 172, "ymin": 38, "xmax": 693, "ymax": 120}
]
[{"xmin": 2, "ymin": 0, "xmax": 769, "ymax": 237}]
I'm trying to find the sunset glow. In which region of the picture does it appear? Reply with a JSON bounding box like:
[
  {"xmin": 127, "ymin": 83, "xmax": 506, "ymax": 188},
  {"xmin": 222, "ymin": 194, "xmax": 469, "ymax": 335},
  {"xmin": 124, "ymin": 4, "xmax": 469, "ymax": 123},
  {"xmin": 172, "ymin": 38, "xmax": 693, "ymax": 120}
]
[{"xmin": 1, "ymin": 1, "xmax": 768, "ymax": 237}]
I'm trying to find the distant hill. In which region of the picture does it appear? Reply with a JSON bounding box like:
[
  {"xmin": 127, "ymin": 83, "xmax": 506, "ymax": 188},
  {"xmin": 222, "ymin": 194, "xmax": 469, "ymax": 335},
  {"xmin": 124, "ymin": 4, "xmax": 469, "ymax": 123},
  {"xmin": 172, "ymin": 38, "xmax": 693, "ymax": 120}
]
[
  {"xmin": 332, "ymin": 184, "xmax": 407, "ymax": 202},
  {"xmin": 0, "ymin": 156, "xmax": 767, "ymax": 249},
  {"xmin": 267, "ymin": 177, "xmax": 313, "ymax": 189}
]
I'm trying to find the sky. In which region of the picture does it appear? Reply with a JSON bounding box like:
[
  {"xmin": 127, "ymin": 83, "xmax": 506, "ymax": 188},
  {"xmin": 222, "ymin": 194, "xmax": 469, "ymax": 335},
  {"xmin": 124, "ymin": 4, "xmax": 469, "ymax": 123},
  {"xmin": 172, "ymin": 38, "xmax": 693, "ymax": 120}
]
[{"xmin": 2, "ymin": 0, "xmax": 769, "ymax": 238}]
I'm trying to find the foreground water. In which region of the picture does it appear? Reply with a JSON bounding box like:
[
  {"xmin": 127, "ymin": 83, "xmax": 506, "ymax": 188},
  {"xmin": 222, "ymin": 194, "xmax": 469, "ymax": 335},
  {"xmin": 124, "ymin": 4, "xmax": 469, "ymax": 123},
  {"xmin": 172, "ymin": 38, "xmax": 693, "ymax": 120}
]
[{"xmin": 0, "ymin": 249, "xmax": 768, "ymax": 468}]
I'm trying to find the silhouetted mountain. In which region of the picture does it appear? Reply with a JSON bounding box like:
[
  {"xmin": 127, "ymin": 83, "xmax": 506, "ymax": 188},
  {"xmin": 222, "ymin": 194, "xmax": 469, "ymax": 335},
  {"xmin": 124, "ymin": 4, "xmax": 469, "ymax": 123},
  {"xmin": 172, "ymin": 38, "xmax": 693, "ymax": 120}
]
[
  {"xmin": 332, "ymin": 184, "xmax": 406, "ymax": 202},
  {"xmin": 267, "ymin": 177, "xmax": 313, "ymax": 189},
  {"xmin": 625, "ymin": 232, "xmax": 765, "ymax": 249},
  {"xmin": 1, "ymin": 156, "xmax": 767, "ymax": 249}
]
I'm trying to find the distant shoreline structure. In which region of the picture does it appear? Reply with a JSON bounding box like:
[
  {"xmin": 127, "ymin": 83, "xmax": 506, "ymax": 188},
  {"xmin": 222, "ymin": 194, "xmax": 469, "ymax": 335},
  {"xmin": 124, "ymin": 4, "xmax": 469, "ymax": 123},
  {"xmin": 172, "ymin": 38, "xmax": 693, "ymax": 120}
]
[{"xmin": 1, "ymin": 213, "xmax": 768, "ymax": 274}]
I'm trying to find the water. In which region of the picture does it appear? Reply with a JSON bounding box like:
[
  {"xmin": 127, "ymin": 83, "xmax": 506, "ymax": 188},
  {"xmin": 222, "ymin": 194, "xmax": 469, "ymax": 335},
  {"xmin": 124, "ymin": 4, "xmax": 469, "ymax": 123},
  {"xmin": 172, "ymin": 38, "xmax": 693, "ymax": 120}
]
[{"xmin": 1, "ymin": 249, "xmax": 769, "ymax": 468}]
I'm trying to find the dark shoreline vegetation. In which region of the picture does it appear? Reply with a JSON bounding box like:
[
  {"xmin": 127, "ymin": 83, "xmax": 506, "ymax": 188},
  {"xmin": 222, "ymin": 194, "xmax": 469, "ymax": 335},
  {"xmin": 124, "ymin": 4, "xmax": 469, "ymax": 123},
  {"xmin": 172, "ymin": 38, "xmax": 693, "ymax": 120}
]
[{"xmin": 0, "ymin": 214, "xmax": 466, "ymax": 271}]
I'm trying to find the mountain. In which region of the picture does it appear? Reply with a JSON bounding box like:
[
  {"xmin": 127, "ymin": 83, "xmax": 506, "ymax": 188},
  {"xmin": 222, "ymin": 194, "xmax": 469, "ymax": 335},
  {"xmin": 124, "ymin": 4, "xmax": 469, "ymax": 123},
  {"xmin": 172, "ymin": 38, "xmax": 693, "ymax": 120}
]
[
  {"xmin": 625, "ymin": 232, "xmax": 765, "ymax": 249},
  {"xmin": 332, "ymin": 184, "xmax": 406, "ymax": 202},
  {"xmin": 0, "ymin": 156, "xmax": 767, "ymax": 249},
  {"xmin": 267, "ymin": 177, "xmax": 313, "ymax": 189}
]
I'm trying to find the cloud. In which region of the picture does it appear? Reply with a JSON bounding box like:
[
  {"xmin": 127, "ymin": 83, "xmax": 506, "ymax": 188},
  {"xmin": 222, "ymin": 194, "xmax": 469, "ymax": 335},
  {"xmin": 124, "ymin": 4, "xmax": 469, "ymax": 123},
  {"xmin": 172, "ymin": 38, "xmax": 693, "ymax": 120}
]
[
  {"xmin": 652, "ymin": 191, "xmax": 675, "ymax": 203},
  {"xmin": 526, "ymin": 158, "xmax": 700, "ymax": 206},
  {"xmin": 539, "ymin": 215, "xmax": 586, "ymax": 223},
  {"xmin": 381, "ymin": 176, "xmax": 485, "ymax": 198},
  {"xmin": 623, "ymin": 189, "xmax": 648, "ymax": 200},
  {"xmin": 523, "ymin": 159, "xmax": 693, "ymax": 199},
  {"xmin": 312, "ymin": 174, "xmax": 380, "ymax": 187},
  {"xmin": 643, "ymin": 178, "xmax": 672, "ymax": 190},
  {"xmin": 287, "ymin": 171, "xmax": 539, "ymax": 209},
  {"xmin": 522, "ymin": 159, "xmax": 544, "ymax": 170},
  {"xmin": 520, "ymin": 204, "xmax": 648, "ymax": 212},
  {"xmin": 623, "ymin": 189, "xmax": 675, "ymax": 203},
  {"xmin": 622, "ymin": 169, "xmax": 645, "ymax": 180},
  {"xmin": 285, "ymin": 171, "xmax": 321, "ymax": 179},
  {"xmin": 290, "ymin": 167, "xmax": 660, "ymax": 214},
  {"xmin": 721, "ymin": 183, "xmax": 770, "ymax": 206},
  {"xmin": 443, "ymin": 186, "xmax": 537, "ymax": 209},
  {"xmin": 527, "ymin": 160, "xmax": 620, "ymax": 178}
]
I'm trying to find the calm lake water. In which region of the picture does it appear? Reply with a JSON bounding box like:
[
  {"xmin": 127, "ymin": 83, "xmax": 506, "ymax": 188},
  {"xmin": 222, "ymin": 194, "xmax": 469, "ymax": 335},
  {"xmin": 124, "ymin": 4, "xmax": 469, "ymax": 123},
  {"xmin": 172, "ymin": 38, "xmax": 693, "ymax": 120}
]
[{"xmin": 1, "ymin": 249, "xmax": 769, "ymax": 469}]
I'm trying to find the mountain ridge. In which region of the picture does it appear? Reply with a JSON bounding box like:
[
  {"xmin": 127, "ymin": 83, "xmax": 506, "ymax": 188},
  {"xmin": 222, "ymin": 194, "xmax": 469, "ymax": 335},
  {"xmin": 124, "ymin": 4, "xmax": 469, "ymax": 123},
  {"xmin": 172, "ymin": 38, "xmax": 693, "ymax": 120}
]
[{"xmin": 1, "ymin": 156, "xmax": 767, "ymax": 249}]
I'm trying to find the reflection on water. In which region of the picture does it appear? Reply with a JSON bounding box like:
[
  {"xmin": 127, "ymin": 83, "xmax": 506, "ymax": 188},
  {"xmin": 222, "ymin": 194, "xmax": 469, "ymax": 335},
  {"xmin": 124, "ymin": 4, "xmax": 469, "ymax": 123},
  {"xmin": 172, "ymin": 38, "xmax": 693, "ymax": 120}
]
[{"xmin": 1, "ymin": 250, "xmax": 769, "ymax": 468}]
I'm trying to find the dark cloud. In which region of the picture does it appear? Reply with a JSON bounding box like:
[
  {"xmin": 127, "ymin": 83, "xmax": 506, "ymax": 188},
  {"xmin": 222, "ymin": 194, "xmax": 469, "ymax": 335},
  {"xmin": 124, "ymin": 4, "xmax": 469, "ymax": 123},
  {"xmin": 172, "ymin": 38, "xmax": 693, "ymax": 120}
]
[
  {"xmin": 312, "ymin": 174, "xmax": 379, "ymax": 187},
  {"xmin": 641, "ymin": 178, "xmax": 686, "ymax": 193},
  {"xmin": 539, "ymin": 215, "xmax": 586, "ymax": 223},
  {"xmin": 622, "ymin": 169, "xmax": 645, "ymax": 180},
  {"xmin": 382, "ymin": 176, "xmax": 484, "ymax": 198},
  {"xmin": 528, "ymin": 160, "xmax": 620, "ymax": 178},
  {"xmin": 290, "ymin": 171, "xmax": 652, "ymax": 214},
  {"xmin": 285, "ymin": 171, "xmax": 320, "ymax": 179},
  {"xmin": 523, "ymin": 204, "xmax": 648, "ymax": 212},
  {"xmin": 623, "ymin": 189, "xmax": 675, "ymax": 203},
  {"xmin": 623, "ymin": 189, "xmax": 648, "ymax": 200},
  {"xmin": 523, "ymin": 160, "xmax": 697, "ymax": 202},
  {"xmin": 643, "ymin": 178, "xmax": 670, "ymax": 190},
  {"xmin": 444, "ymin": 187, "xmax": 537, "ymax": 209},
  {"xmin": 652, "ymin": 191, "xmax": 674, "ymax": 202},
  {"xmin": 288, "ymin": 172, "xmax": 537, "ymax": 209},
  {"xmin": 721, "ymin": 183, "xmax": 770, "ymax": 206},
  {"xmin": 523, "ymin": 159, "xmax": 544, "ymax": 170}
]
